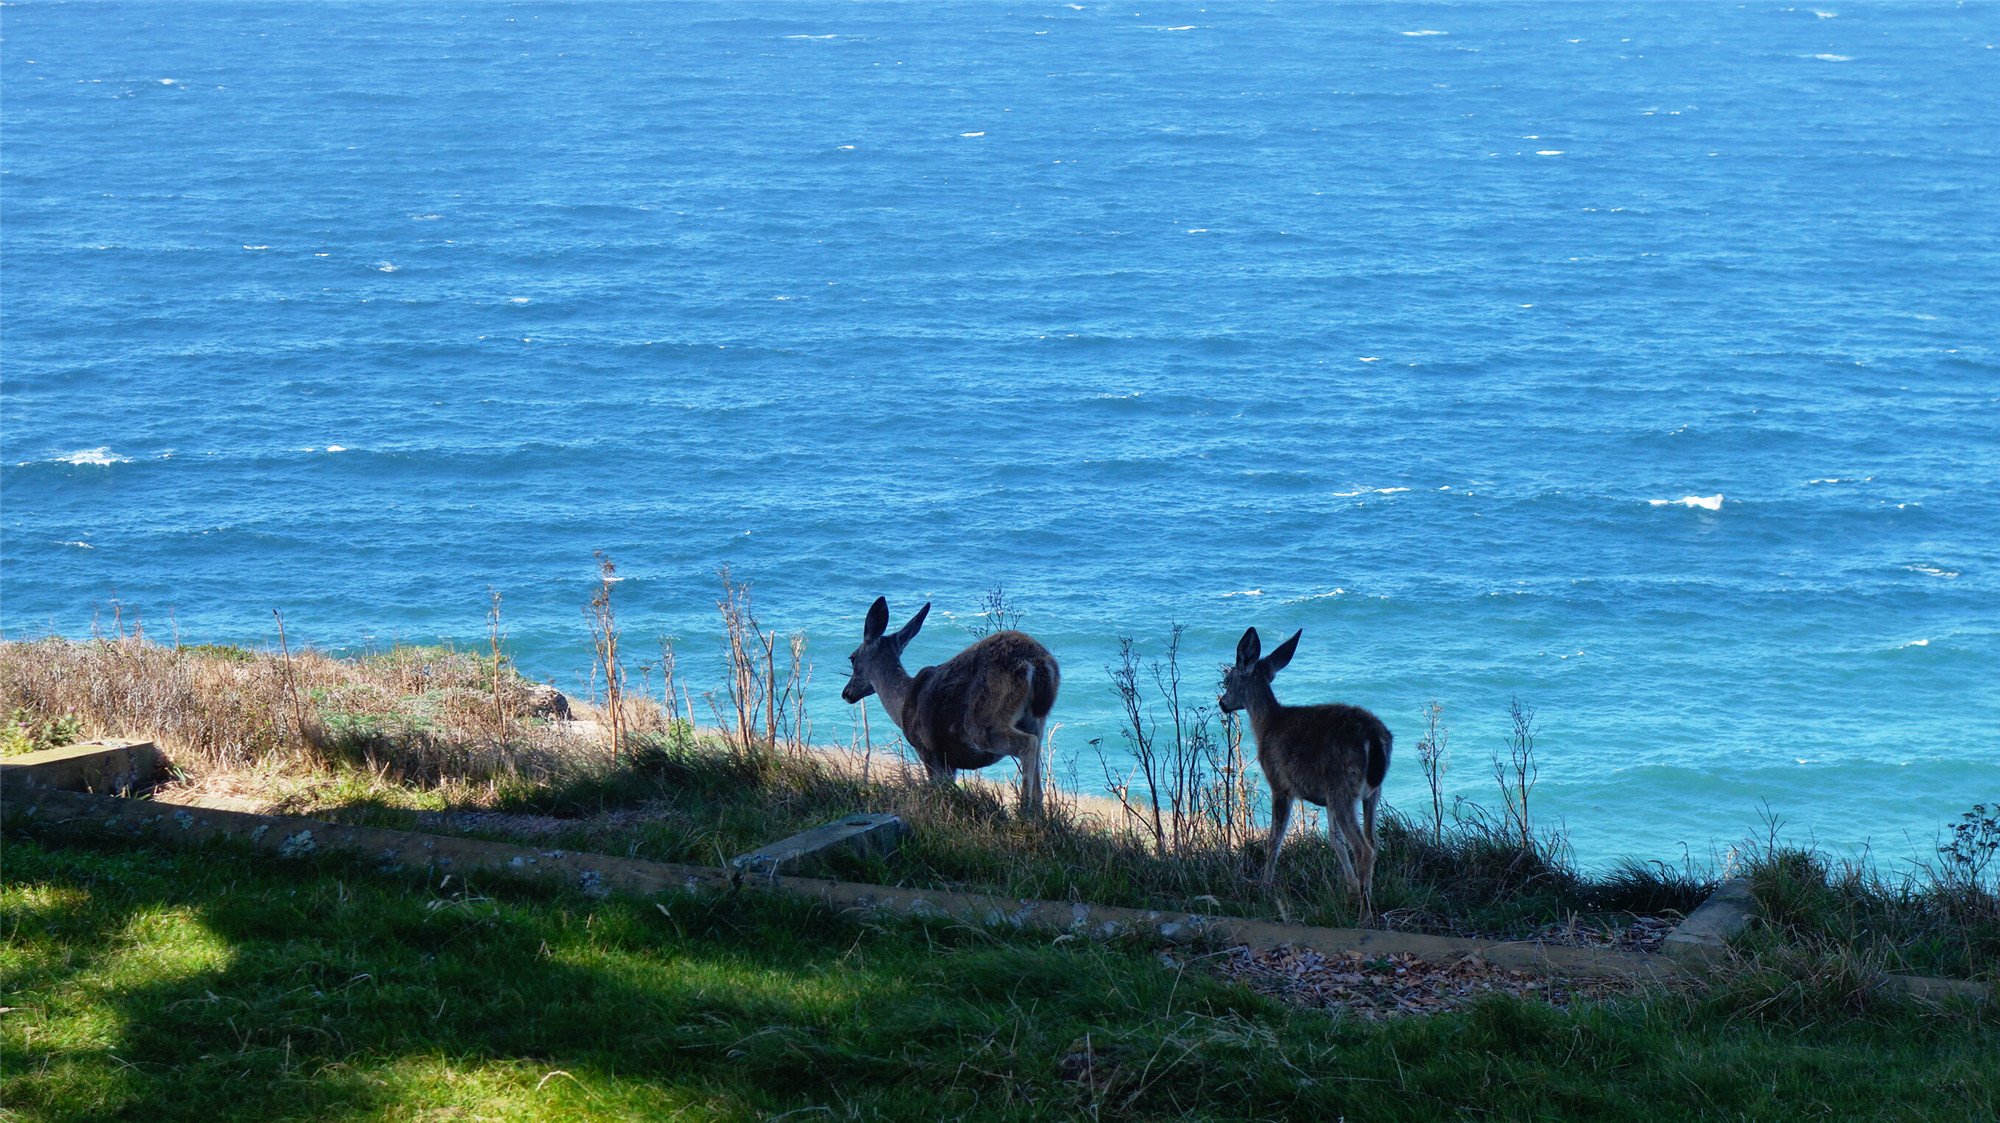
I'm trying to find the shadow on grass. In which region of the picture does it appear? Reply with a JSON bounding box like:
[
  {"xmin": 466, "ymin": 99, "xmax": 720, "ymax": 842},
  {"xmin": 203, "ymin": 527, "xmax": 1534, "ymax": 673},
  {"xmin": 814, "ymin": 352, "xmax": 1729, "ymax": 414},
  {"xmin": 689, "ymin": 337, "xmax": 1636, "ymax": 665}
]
[
  {"xmin": 8, "ymin": 832, "xmax": 1995, "ymax": 1123},
  {"xmin": 2, "ymin": 832, "xmax": 1269, "ymax": 1122}
]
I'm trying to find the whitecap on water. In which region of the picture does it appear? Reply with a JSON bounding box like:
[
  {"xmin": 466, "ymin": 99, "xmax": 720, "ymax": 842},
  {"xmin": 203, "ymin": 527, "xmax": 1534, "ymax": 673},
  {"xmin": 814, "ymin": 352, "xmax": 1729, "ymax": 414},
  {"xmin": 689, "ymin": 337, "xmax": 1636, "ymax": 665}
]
[
  {"xmin": 1221, "ymin": 589, "xmax": 1263, "ymax": 597},
  {"xmin": 376, "ymin": 262, "xmax": 399, "ymax": 272},
  {"xmin": 1402, "ymin": 30, "xmax": 1446, "ymax": 36},
  {"xmin": 1649, "ymin": 494, "xmax": 1722, "ymax": 510},
  {"xmin": 1906, "ymin": 564, "xmax": 1958, "ymax": 578},
  {"xmin": 59, "ymin": 447, "xmax": 130, "ymax": 466},
  {"xmin": 1813, "ymin": 54, "xmax": 1853, "ymax": 62}
]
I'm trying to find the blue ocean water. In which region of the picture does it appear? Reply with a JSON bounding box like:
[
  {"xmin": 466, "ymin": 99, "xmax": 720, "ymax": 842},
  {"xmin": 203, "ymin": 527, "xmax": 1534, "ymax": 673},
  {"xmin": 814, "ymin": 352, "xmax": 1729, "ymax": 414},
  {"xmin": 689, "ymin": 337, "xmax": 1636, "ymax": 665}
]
[{"xmin": 5, "ymin": 2, "xmax": 1996, "ymax": 869}]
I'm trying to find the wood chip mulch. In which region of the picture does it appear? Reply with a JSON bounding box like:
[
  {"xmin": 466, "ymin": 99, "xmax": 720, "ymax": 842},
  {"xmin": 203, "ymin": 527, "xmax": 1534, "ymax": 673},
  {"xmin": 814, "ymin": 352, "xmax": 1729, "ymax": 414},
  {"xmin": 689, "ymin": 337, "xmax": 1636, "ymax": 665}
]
[
  {"xmin": 1371, "ymin": 909, "xmax": 1683, "ymax": 954},
  {"xmin": 1192, "ymin": 944, "xmax": 1652, "ymax": 1018}
]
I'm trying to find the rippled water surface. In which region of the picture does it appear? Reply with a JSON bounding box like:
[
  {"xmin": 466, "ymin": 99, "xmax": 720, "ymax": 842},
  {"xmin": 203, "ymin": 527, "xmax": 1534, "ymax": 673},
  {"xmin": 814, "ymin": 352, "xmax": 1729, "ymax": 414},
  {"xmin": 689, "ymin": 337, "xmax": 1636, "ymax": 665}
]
[{"xmin": 6, "ymin": 2, "xmax": 1996, "ymax": 867}]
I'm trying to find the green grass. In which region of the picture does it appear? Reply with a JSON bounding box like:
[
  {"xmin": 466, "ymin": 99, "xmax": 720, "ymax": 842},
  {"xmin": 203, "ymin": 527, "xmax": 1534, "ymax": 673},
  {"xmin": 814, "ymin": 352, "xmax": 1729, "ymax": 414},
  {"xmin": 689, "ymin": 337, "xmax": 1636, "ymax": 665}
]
[
  {"xmin": 1737, "ymin": 839, "xmax": 2000, "ymax": 983},
  {"xmin": 5, "ymin": 834, "xmax": 1996, "ymax": 1122}
]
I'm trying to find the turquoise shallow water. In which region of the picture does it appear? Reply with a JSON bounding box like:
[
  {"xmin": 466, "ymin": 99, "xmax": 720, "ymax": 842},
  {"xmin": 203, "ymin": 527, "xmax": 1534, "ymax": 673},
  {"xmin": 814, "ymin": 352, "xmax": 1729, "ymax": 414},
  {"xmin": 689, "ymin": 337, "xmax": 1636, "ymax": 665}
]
[{"xmin": 4, "ymin": 2, "xmax": 1996, "ymax": 868}]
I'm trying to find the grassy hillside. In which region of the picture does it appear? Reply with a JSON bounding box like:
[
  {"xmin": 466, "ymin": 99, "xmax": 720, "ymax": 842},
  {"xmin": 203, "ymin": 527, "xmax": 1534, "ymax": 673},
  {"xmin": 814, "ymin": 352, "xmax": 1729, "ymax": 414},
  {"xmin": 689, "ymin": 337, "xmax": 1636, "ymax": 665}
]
[{"xmin": 6, "ymin": 836, "xmax": 1997, "ymax": 1123}]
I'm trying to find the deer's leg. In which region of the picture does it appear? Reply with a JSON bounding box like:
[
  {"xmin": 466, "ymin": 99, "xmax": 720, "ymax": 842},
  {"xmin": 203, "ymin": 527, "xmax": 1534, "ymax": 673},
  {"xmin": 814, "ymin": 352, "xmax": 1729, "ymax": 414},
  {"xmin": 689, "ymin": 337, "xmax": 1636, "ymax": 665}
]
[
  {"xmin": 1261, "ymin": 789, "xmax": 1296, "ymax": 885},
  {"xmin": 1330, "ymin": 799, "xmax": 1376, "ymax": 920},
  {"xmin": 1018, "ymin": 738, "xmax": 1044, "ymax": 816},
  {"xmin": 1360, "ymin": 787, "xmax": 1383, "ymax": 918}
]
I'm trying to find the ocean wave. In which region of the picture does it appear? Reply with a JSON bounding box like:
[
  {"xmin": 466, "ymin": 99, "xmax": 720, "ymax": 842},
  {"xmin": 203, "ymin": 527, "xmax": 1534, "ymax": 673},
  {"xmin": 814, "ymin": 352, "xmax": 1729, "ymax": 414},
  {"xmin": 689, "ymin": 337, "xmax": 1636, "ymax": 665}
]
[
  {"xmin": 1649, "ymin": 494, "xmax": 1723, "ymax": 510},
  {"xmin": 52, "ymin": 447, "xmax": 131, "ymax": 466}
]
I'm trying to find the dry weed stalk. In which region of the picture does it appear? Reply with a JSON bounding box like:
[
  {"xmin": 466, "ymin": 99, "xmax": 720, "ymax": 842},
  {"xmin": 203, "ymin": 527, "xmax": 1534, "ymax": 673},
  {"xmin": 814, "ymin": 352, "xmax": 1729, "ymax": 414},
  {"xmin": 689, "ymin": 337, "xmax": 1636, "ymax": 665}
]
[
  {"xmin": 1493, "ymin": 695, "xmax": 1539, "ymax": 852},
  {"xmin": 1417, "ymin": 698, "xmax": 1450, "ymax": 845},
  {"xmin": 488, "ymin": 589, "xmax": 506, "ymax": 726},
  {"xmin": 584, "ymin": 552, "xmax": 627, "ymax": 760},
  {"xmin": 714, "ymin": 565, "xmax": 806, "ymax": 754},
  {"xmin": 271, "ymin": 609, "xmax": 318, "ymax": 750}
]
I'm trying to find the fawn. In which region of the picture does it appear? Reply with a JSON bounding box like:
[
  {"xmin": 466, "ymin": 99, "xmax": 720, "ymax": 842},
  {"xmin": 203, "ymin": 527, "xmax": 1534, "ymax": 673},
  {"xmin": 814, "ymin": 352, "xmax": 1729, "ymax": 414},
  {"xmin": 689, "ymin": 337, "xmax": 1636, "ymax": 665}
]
[
  {"xmin": 1219, "ymin": 626, "xmax": 1393, "ymax": 919},
  {"xmin": 841, "ymin": 597, "xmax": 1060, "ymax": 815}
]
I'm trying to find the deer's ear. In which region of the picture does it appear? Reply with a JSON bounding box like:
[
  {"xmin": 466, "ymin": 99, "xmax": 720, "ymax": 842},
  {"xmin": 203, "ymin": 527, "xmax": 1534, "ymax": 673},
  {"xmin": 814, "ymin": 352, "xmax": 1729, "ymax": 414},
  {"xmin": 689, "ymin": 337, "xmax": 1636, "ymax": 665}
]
[
  {"xmin": 863, "ymin": 597, "xmax": 890, "ymax": 642},
  {"xmin": 1261, "ymin": 629, "xmax": 1302, "ymax": 676},
  {"xmin": 894, "ymin": 602, "xmax": 931, "ymax": 646},
  {"xmin": 1235, "ymin": 627, "xmax": 1261, "ymax": 667}
]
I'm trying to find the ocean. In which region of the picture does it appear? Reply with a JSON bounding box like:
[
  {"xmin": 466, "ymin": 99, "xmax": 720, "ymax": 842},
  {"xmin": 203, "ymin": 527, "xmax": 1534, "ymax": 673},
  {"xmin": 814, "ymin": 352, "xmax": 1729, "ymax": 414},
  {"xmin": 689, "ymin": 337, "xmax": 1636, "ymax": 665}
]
[{"xmin": 5, "ymin": 1, "xmax": 1995, "ymax": 869}]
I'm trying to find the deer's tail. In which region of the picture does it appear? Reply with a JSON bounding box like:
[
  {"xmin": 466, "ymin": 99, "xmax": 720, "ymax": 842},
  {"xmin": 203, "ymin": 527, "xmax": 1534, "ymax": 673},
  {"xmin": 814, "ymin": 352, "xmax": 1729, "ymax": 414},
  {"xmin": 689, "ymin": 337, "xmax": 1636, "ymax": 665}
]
[
  {"xmin": 1026, "ymin": 658, "xmax": 1059, "ymax": 724},
  {"xmin": 1366, "ymin": 729, "xmax": 1391, "ymax": 791}
]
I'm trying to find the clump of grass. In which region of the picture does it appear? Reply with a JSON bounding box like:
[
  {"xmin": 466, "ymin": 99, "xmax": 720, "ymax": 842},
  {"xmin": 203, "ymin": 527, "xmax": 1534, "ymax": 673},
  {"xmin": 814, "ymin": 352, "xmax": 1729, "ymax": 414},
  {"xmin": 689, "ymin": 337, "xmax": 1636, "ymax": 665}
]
[{"xmin": 1735, "ymin": 812, "xmax": 2000, "ymax": 982}]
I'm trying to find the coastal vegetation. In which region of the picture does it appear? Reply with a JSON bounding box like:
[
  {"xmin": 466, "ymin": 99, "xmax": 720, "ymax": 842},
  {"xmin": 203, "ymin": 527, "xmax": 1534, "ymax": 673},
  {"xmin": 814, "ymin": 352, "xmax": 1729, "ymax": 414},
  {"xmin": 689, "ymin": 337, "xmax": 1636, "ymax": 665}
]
[
  {"xmin": 0, "ymin": 618, "xmax": 1713, "ymax": 941},
  {"xmin": 4, "ymin": 585, "xmax": 1995, "ymax": 1119}
]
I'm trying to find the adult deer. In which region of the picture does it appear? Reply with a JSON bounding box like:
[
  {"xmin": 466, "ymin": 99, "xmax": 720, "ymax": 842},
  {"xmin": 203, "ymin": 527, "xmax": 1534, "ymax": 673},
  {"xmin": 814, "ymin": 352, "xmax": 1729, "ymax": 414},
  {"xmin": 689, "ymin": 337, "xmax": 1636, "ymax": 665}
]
[
  {"xmin": 1219, "ymin": 626, "xmax": 1393, "ymax": 919},
  {"xmin": 841, "ymin": 597, "xmax": 1060, "ymax": 815}
]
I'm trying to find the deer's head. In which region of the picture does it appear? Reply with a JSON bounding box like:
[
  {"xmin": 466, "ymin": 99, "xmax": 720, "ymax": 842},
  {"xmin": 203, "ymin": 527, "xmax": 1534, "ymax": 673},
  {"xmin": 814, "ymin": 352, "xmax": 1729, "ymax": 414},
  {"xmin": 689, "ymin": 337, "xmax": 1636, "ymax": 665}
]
[
  {"xmin": 1219, "ymin": 626, "xmax": 1300, "ymax": 713},
  {"xmin": 842, "ymin": 597, "xmax": 930, "ymax": 703}
]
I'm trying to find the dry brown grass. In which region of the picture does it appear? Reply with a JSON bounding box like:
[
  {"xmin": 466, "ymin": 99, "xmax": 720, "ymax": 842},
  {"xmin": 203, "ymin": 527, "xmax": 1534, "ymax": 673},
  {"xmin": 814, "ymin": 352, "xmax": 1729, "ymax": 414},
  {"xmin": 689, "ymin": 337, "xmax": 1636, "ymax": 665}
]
[{"xmin": 0, "ymin": 635, "xmax": 671, "ymax": 788}]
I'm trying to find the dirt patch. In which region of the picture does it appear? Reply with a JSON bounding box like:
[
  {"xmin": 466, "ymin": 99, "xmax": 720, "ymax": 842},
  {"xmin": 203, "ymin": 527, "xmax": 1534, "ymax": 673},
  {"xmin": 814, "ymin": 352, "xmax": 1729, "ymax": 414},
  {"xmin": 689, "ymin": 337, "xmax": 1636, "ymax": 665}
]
[{"xmin": 1198, "ymin": 944, "xmax": 1656, "ymax": 1018}]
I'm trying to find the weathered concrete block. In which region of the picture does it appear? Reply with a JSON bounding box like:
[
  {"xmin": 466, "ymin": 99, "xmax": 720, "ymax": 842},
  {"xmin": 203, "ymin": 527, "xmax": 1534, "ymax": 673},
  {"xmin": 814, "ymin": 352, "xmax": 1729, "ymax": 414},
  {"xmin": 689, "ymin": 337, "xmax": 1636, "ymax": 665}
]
[
  {"xmin": 731, "ymin": 813, "xmax": 906, "ymax": 881},
  {"xmin": 1662, "ymin": 876, "xmax": 1759, "ymax": 963},
  {"xmin": 0, "ymin": 740, "xmax": 159, "ymax": 797}
]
